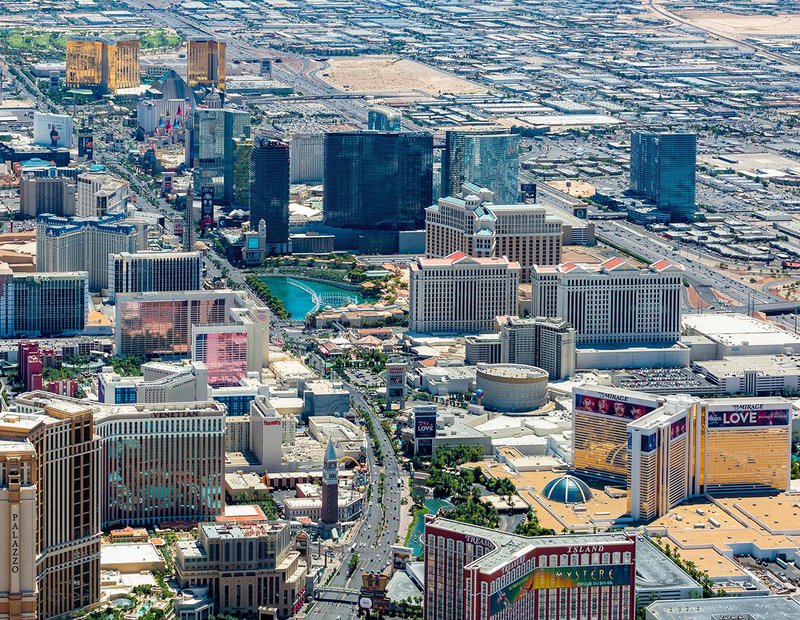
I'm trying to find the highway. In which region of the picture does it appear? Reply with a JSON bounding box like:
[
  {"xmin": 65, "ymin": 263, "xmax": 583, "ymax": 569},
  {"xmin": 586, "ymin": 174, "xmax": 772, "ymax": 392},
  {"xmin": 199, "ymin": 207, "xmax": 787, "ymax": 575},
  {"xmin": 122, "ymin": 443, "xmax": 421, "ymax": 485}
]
[
  {"xmin": 595, "ymin": 218, "xmax": 779, "ymax": 307},
  {"xmin": 649, "ymin": 0, "xmax": 800, "ymax": 69},
  {"xmin": 126, "ymin": 0, "xmax": 370, "ymax": 126},
  {"xmin": 309, "ymin": 384, "xmax": 406, "ymax": 619}
]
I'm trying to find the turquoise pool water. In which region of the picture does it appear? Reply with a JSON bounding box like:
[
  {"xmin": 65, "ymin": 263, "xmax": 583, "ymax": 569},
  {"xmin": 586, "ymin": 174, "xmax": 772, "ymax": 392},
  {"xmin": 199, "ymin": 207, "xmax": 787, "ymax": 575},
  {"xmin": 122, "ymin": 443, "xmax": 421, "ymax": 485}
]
[
  {"xmin": 260, "ymin": 276, "xmax": 362, "ymax": 319},
  {"xmin": 407, "ymin": 498, "xmax": 453, "ymax": 557}
]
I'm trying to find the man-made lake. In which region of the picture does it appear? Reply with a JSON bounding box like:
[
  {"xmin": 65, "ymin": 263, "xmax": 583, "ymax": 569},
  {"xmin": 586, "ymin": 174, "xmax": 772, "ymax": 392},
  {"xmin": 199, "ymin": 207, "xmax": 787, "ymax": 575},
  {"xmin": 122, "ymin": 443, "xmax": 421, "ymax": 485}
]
[{"xmin": 260, "ymin": 276, "xmax": 363, "ymax": 319}]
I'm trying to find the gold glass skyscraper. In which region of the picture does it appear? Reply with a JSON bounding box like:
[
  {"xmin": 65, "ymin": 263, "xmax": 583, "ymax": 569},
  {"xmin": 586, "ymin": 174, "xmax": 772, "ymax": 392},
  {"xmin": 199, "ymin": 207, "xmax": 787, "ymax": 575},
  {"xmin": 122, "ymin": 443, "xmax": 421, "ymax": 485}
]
[
  {"xmin": 572, "ymin": 388, "xmax": 793, "ymax": 523},
  {"xmin": 187, "ymin": 38, "xmax": 226, "ymax": 89},
  {"xmin": 66, "ymin": 37, "xmax": 140, "ymax": 93},
  {"xmin": 572, "ymin": 386, "xmax": 661, "ymax": 484}
]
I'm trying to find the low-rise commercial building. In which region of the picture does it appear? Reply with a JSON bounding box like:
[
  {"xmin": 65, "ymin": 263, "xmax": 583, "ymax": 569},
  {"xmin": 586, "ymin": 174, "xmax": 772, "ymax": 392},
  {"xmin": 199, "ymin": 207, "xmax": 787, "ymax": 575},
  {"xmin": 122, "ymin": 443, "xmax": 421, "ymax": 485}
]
[
  {"xmin": 682, "ymin": 313, "xmax": 800, "ymax": 358},
  {"xmin": 298, "ymin": 378, "xmax": 350, "ymax": 419},
  {"xmin": 693, "ymin": 354, "xmax": 800, "ymax": 395},
  {"xmin": 475, "ymin": 363, "xmax": 548, "ymax": 413},
  {"xmin": 283, "ymin": 488, "xmax": 363, "ymax": 523},
  {"xmin": 645, "ymin": 596, "xmax": 800, "ymax": 620}
]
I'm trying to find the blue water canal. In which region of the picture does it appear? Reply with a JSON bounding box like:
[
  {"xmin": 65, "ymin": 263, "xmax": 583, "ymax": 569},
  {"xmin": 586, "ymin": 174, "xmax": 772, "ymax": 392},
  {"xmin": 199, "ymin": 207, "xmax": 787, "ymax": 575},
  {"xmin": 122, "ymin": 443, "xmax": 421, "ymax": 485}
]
[{"xmin": 407, "ymin": 499, "xmax": 453, "ymax": 557}]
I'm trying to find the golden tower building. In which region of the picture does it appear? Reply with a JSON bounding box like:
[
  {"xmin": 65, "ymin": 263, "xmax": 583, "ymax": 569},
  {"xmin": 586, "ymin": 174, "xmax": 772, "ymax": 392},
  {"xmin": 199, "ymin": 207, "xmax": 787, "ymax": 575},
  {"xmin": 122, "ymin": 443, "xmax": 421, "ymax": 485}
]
[
  {"xmin": 187, "ymin": 38, "xmax": 226, "ymax": 89},
  {"xmin": 66, "ymin": 36, "xmax": 140, "ymax": 93},
  {"xmin": 106, "ymin": 37, "xmax": 140, "ymax": 92},
  {"xmin": 65, "ymin": 38, "xmax": 106, "ymax": 90}
]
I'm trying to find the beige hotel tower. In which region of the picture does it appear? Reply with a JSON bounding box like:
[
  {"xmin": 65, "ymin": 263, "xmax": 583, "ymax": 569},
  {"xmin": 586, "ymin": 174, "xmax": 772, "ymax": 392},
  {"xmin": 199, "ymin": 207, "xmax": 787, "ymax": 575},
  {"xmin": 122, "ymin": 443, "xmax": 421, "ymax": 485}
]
[{"xmin": 0, "ymin": 402, "xmax": 101, "ymax": 619}]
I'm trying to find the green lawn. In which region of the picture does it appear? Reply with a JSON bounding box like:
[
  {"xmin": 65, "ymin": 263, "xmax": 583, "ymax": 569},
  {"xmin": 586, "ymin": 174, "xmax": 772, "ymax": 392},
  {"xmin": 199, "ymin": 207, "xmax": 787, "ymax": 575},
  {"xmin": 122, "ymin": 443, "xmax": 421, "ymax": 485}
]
[{"xmin": 0, "ymin": 27, "xmax": 182, "ymax": 57}]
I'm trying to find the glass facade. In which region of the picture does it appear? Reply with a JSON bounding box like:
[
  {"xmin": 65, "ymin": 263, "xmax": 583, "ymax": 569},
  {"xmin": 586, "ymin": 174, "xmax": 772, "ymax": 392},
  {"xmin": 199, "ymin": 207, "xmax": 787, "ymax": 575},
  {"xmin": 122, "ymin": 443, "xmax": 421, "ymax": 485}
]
[
  {"xmin": 66, "ymin": 39, "xmax": 105, "ymax": 89},
  {"xmin": 194, "ymin": 330, "xmax": 249, "ymax": 387},
  {"xmin": 249, "ymin": 137, "xmax": 290, "ymax": 246},
  {"xmin": 65, "ymin": 37, "xmax": 139, "ymax": 93},
  {"xmin": 630, "ymin": 132, "xmax": 696, "ymax": 222},
  {"xmin": 118, "ymin": 298, "xmax": 228, "ymax": 357},
  {"xmin": 7, "ymin": 273, "xmax": 88, "ymax": 337},
  {"xmin": 99, "ymin": 412, "xmax": 225, "ymax": 526},
  {"xmin": 573, "ymin": 410, "xmax": 630, "ymax": 484},
  {"xmin": 703, "ymin": 425, "xmax": 790, "ymax": 494},
  {"xmin": 111, "ymin": 252, "xmax": 203, "ymax": 298},
  {"xmin": 232, "ymin": 135, "xmax": 254, "ymax": 208},
  {"xmin": 187, "ymin": 39, "xmax": 226, "ymax": 89},
  {"xmin": 213, "ymin": 393, "xmax": 254, "ymax": 417},
  {"xmin": 442, "ymin": 131, "xmax": 520, "ymax": 204},
  {"xmin": 323, "ymin": 131, "xmax": 433, "ymax": 231},
  {"xmin": 114, "ymin": 386, "xmax": 137, "ymax": 404},
  {"xmin": 189, "ymin": 109, "xmax": 250, "ymax": 204}
]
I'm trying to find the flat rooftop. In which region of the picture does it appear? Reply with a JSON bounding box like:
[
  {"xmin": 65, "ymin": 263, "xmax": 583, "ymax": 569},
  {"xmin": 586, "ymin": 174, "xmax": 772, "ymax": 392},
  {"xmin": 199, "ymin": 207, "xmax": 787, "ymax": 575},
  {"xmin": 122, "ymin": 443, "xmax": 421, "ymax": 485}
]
[
  {"xmin": 635, "ymin": 537, "xmax": 700, "ymax": 591},
  {"xmin": 715, "ymin": 496, "xmax": 800, "ymax": 535},
  {"xmin": 646, "ymin": 595, "xmax": 800, "ymax": 619},
  {"xmin": 100, "ymin": 543, "xmax": 163, "ymax": 568},
  {"xmin": 482, "ymin": 466, "xmax": 629, "ymax": 533},
  {"xmin": 200, "ymin": 520, "xmax": 284, "ymax": 540},
  {"xmin": 696, "ymin": 354, "xmax": 800, "ymax": 378},
  {"xmin": 682, "ymin": 313, "xmax": 800, "ymax": 348}
]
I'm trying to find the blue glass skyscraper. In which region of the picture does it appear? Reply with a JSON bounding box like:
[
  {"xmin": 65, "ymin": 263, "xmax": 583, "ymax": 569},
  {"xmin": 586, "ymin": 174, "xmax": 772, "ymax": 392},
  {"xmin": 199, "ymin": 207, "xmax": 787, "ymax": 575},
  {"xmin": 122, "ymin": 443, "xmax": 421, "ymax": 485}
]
[
  {"xmin": 323, "ymin": 131, "xmax": 433, "ymax": 231},
  {"xmin": 630, "ymin": 131, "xmax": 696, "ymax": 222},
  {"xmin": 442, "ymin": 130, "xmax": 520, "ymax": 204}
]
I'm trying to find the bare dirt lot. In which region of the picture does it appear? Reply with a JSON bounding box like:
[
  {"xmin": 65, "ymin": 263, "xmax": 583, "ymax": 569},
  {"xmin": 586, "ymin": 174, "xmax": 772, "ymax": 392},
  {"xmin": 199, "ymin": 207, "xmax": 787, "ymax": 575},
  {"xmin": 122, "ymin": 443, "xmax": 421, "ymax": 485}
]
[
  {"xmin": 679, "ymin": 11, "xmax": 800, "ymax": 35},
  {"xmin": 318, "ymin": 56, "xmax": 489, "ymax": 97}
]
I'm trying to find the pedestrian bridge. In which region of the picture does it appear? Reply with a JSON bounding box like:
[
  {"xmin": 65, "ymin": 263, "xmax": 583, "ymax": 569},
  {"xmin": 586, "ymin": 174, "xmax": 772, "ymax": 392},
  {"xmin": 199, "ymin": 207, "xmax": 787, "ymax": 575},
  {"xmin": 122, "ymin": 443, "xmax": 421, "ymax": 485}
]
[{"xmin": 314, "ymin": 586, "xmax": 360, "ymax": 604}]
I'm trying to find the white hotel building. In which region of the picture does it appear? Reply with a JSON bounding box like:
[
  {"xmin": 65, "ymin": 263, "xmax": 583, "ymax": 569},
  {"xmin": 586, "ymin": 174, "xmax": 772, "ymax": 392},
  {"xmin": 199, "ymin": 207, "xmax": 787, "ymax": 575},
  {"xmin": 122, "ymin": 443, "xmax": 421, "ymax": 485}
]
[
  {"xmin": 409, "ymin": 252, "xmax": 520, "ymax": 334},
  {"xmin": 531, "ymin": 257, "xmax": 684, "ymax": 346}
]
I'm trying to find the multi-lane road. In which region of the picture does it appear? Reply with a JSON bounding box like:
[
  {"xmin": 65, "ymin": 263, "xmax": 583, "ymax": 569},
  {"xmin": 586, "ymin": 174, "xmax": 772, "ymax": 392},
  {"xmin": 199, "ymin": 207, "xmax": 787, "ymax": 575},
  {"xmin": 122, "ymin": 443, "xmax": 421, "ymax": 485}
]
[
  {"xmin": 594, "ymin": 218, "xmax": 785, "ymax": 308},
  {"xmin": 309, "ymin": 384, "xmax": 406, "ymax": 619}
]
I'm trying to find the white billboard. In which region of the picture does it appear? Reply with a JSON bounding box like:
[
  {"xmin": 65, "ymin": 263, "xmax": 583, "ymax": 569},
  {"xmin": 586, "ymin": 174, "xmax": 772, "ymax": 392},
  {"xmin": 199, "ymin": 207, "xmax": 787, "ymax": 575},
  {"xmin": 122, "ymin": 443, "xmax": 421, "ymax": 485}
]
[{"xmin": 33, "ymin": 112, "xmax": 73, "ymax": 148}]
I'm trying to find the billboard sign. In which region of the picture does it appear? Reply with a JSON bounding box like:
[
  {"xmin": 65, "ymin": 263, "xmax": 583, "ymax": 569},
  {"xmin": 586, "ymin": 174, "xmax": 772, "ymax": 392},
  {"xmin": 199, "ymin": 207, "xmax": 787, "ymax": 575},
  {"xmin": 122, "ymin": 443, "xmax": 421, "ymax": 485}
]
[
  {"xmin": 640, "ymin": 433, "xmax": 658, "ymax": 453},
  {"xmin": 33, "ymin": 112, "xmax": 73, "ymax": 148},
  {"xmin": 706, "ymin": 403, "xmax": 790, "ymax": 429},
  {"xmin": 201, "ymin": 186, "xmax": 214, "ymax": 219},
  {"xmin": 77, "ymin": 127, "xmax": 93, "ymax": 159},
  {"xmin": 670, "ymin": 417, "xmax": 687, "ymax": 439},
  {"xmin": 573, "ymin": 387, "xmax": 659, "ymax": 421},
  {"xmin": 489, "ymin": 564, "xmax": 632, "ymax": 615},
  {"xmin": 520, "ymin": 182, "xmax": 537, "ymax": 201},
  {"xmin": 386, "ymin": 363, "xmax": 406, "ymax": 399},
  {"xmin": 414, "ymin": 410, "xmax": 436, "ymax": 439}
]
